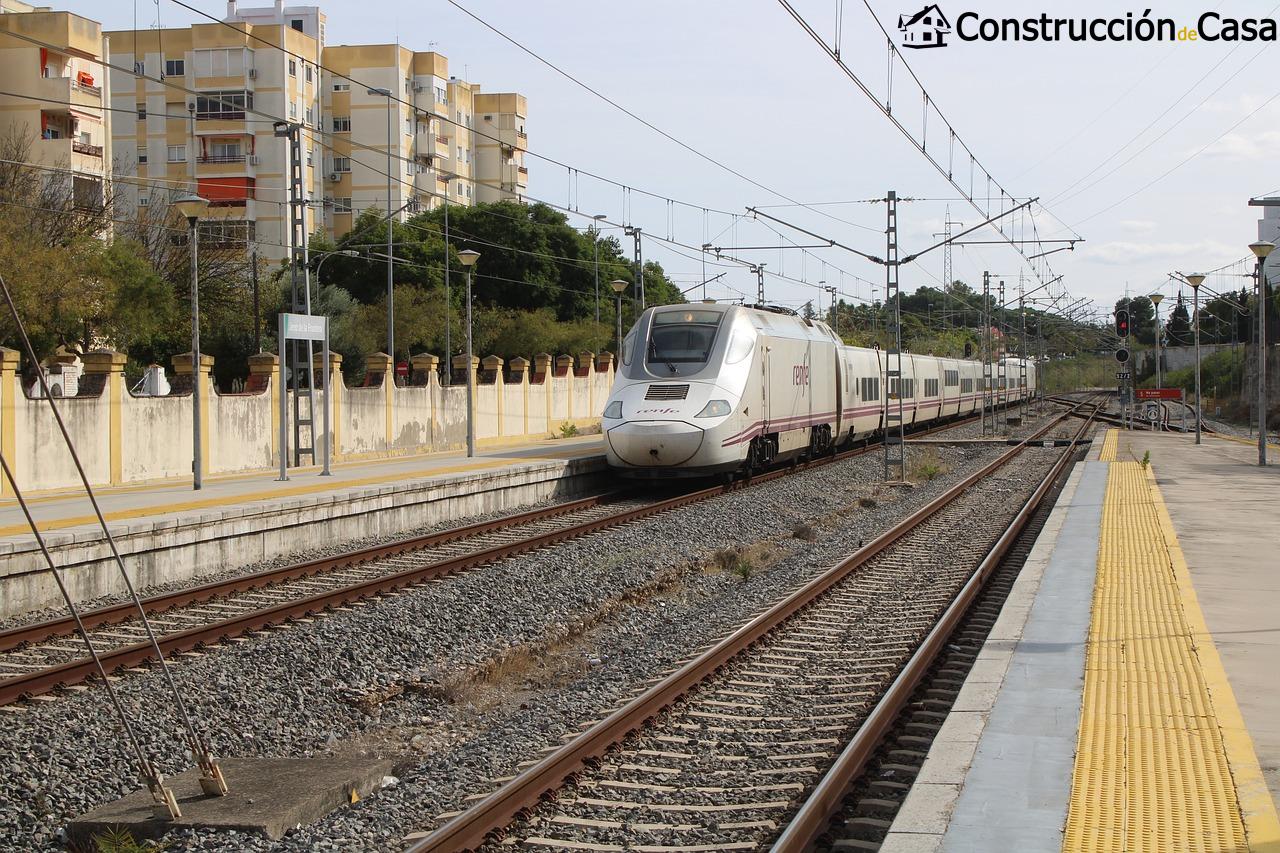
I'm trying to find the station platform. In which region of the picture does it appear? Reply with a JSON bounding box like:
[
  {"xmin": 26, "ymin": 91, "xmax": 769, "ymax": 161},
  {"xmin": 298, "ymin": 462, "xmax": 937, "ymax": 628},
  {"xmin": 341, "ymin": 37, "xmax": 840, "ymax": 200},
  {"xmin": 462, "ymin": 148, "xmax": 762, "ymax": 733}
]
[
  {"xmin": 882, "ymin": 428, "xmax": 1280, "ymax": 853},
  {"xmin": 0, "ymin": 435, "xmax": 606, "ymax": 619}
]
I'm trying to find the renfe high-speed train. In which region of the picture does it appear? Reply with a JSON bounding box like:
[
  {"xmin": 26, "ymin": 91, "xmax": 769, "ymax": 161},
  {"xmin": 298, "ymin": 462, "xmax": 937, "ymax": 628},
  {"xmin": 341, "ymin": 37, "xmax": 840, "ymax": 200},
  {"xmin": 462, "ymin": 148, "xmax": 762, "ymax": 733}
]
[{"xmin": 602, "ymin": 303, "xmax": 1036, "ymax": 478}]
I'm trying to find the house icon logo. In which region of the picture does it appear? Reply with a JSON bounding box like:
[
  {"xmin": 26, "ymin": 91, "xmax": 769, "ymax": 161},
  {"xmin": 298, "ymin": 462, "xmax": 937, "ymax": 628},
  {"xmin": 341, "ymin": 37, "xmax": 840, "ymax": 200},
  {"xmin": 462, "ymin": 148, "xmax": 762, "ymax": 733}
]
[{"xmin": 898, "ymin": 4, "xmax": 952, "ymax": 48}]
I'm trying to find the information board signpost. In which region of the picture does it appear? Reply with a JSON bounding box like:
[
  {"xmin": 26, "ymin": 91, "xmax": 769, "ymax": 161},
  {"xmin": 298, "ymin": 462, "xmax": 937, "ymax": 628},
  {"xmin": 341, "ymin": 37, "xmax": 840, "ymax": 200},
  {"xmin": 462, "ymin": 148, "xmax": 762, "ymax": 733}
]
[{"xmin": 277, "ymin": 312, "xmax": 331, "ymax": 480}]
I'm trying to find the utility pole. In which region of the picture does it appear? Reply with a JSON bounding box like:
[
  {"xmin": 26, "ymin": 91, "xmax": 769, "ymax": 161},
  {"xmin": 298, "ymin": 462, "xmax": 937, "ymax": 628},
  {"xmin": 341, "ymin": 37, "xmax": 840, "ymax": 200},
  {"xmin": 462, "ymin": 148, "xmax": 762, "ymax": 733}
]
[
  {"xmin": 883, "ymin": 190, "xmax": 905, "ymax": 482},
  {"xmin": 273, "ymin": 120, "xmax": 313, "ymax": 467},
  {"xmin": 982, "ymin": 272, "xmax": 993, "ymax": 436},
  {"xmin": 625, "ymin": 226, "xmax": 645, "ymax": 310},
  {"xmin": 756, "ymin": 264, "xmax": 766, "ymax": 305},
  {"xmin": 251, "ymin": 248, "xmax": 261, "ymax": 353},
  {"xmin": 997, "ymin": 279, "xmax": 1007, "ymax": 431}
]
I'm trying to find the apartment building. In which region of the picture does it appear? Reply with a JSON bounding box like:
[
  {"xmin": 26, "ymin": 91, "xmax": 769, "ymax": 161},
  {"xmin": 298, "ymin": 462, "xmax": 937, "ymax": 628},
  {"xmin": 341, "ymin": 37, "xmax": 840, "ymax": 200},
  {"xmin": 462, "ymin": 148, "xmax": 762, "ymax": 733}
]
[
  {"xmin": 100, "ymin": 1, "xmax": 527, "ymax": 259},
  {"xmin": 321, "ymin": 44, "xmax": 527, "ymax": 239},
  {"xmin": 0, "ymin": 0, "xmax": 111, "ymax": 212},
  {"xmin": 106, "ymin": 6, "xmax": 324, "ymax": 261}
]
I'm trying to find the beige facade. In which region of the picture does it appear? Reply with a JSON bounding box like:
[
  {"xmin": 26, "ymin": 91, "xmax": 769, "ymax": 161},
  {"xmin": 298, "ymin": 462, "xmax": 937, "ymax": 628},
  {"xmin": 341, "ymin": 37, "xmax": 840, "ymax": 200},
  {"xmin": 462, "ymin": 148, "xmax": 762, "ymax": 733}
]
[
  {"xmin": 0, "ymin": 3, "xmax": 111, "ymax": 211},
  {"xmin": 106, "ymin": 12, "xmax": 324, "ymax": 262},
  {"xmin": 98, "ymin": 2, "xmax": 528, "ymax": 253},
  {"xmin": 321, "ymin": 44, "xmax": 527, "ymax": 238}
]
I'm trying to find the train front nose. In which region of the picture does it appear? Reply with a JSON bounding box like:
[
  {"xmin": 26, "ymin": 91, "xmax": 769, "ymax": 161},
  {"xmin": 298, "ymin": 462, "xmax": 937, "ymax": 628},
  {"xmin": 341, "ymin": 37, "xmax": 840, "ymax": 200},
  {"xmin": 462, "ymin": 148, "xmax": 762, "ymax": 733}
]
[{"xmin": 606, "ymin": 421, "xmax": 705, "ymax": 467}]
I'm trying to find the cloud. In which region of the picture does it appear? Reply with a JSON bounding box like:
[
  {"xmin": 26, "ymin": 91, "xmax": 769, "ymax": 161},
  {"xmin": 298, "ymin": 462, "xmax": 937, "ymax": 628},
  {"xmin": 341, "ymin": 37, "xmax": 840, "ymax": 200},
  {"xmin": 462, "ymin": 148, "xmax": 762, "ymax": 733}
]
[
  {"xmin": 1198, "ymin": 130, "xmax": 1280, "ymax": 163},
  {"xmin": 1083, "ymin": 239, "xmax": 1242, "ymax": 266},
  {"xmin": 1119, "ymin": 220, "xmax": 1157, "ymax": 234}
]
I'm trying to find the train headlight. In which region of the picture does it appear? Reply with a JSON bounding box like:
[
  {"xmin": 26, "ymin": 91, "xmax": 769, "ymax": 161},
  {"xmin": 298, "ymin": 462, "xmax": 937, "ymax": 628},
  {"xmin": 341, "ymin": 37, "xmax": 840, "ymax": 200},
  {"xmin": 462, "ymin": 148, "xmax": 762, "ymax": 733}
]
[
  {"xmin": 695, "ymin": 399, "xmax": 731, "ymax": 418},
  {"xmin": 603, "ymin": 400, "xmax": 623, "ymax": 419}
]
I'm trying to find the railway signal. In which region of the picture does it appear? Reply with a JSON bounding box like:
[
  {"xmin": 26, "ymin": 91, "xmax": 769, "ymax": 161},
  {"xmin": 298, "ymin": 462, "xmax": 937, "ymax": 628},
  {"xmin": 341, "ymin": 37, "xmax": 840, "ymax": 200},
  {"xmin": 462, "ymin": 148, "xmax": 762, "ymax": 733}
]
[
  {"xmin": 1115, "ymin": 347, "xmax": 1130, "ymax": 364},
  {"xmin": 1115, "ymin": 308, "xmax": 1130, "ymax": 338}
]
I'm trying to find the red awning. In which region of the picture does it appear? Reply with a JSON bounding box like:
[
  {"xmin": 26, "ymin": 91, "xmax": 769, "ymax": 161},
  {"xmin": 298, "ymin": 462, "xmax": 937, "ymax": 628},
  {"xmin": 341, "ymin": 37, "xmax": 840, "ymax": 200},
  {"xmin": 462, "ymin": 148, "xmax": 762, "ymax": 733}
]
[{"xmin": 197, "ymin": 177, "xmax": 255, "ymax": 201}]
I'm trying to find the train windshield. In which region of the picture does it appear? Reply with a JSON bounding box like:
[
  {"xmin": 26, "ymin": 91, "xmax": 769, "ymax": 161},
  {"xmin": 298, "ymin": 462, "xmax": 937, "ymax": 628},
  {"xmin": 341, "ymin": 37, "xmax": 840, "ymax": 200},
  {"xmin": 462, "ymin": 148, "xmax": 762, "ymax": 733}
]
[{"xmin": 646, "ymin": 310, "xmax": 722, "ymax": 375}]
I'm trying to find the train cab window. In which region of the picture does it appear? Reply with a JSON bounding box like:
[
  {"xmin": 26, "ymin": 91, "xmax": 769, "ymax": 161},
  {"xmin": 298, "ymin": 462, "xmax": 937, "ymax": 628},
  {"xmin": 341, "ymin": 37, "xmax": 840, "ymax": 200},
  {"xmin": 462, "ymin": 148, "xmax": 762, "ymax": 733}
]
[
  {"xmin": 621, "ymin": 330, "xmax": 635, "ymax": 366},
  {"xmin": 646, "ymin": 310, "xmax": 722, "ymax": 375}
]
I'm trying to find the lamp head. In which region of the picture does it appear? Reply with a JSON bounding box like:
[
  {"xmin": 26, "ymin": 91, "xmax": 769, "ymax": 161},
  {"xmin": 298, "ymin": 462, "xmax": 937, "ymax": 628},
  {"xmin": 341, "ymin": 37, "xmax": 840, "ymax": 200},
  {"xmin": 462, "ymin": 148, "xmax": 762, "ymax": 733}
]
[
  {"xmin": 1249, "ymin": 240, "xmax": 1275, "ymax": 260},
  {"xmin": 592, "ymin": 213, "xmax": 607, "ymax": 221},
  {"xmin": 172, "ymin": 193, "xmax": 209, "ymax": 223},
  {"xmin": 1184, "ymin": 273, "xmax": 1205, "ymax": 288},
  {"xmin": 457, "ymin": 249, "xmax": 480, "ymax": 268},
  {"xmin": 1149, "ymin": 293, "xmax": 1163, "ymax": 306},
  {"xmin": 609, "ymin": 279, "xmax": 628, "ymax": 295}
]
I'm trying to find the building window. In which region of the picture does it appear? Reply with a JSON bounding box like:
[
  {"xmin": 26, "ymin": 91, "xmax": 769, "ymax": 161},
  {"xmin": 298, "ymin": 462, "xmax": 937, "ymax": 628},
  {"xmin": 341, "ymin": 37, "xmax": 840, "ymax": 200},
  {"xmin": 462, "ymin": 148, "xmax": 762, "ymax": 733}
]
[
  {"xmin": 138, "ymin": 152, "xmax": 148, "ymax": 164},
  {"xmin": 198, "ymin": 219, "xmax": 254, "ymax": 247},
  {"xmin": 167, "ymin": 144, "xmax": 187, "ymax": 162},
  {"xmin": 332, "ymin": 116, "xmax": 351, "ymax": 133},
  {"xmin": 193, "ymin": 49, "xmax": 247, "ymax": 78},
  {"xmin": 290, "ymin": 18, "xmax": 303, "ymax": 31},
  {"xmin": 164, "ymin": 59, "xmax": 185, "ymax": 77},
  {"xmin": 333, "ymin": 81, "xmax": 350, "ymax": 92},
  {"xmin": 456, "ymin": 145, "xmax": 462, "ymax": 159},
  {"xmin": 288, "ymin": 59, "xmax": 297, "ymax": 76},
  {"xmin": 306, "ymin": 149, "xmax": 313, "ymax": 166},
  {"xmin": 305, "ymin": 107, "xmax": 314, "ymax": 126},
  {"xmin": 207, "ymin": 140, "xmax": 242, "ymax": 161},
  {"xmin": 465, "ymin": 184, "xmax": 471, "ymax": 199},
  {"xmin": 483, "ymin": 114, "xmax": 492, "ymax": 121},
  {"xmin": 195, "ymin": 90, "xmax": 252, "ymax": 120},
  {"xmin": 133, "ymin": 60, "xmax": 145, "ymax": 75},
  {"xmin": 435, "ymin": 86, "xmax": 446, "ymax": 103},
  {"xmin": 139, "ymin": 195, "xmax": 149, "ymax": 206},
  {"xmin": 136, "ymin": 103, "xmax": 146, "ymax": 120},
  {"xmin": 305, "ymin": 65, "xmax": 313, "ymax": 83},
  {"xmin": 332, "ymin": 157, "xmax": 350, "ymax": 172},
  {"xmin": 332, "ymin": 197, "xmax": 352, "ymax": 212},
  {"xmin": 289, "ymin": 101, "xmax": 298, "ymax": 119}
]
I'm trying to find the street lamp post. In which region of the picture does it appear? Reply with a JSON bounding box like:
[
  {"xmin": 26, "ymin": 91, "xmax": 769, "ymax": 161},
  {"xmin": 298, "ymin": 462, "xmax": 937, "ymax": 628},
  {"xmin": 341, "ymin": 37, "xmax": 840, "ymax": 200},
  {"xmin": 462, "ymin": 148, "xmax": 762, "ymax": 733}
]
[
  {"xmin": 458, "ymin": 249, "xmax": 480, "ymax": 458},
  {"xmin": 592, "ymin": 214, "xmax": 607, "ymax": 328},
  {"xmin": 367, "ymin": 87, "xmax": 394, "ymax": 366},
  {"xmin": 174, "ymin": 193, "xmax": 209, "ymax": 490},
  {"xmin": 1150, "ymin": 293, "xmax": 1164, "ymax": 389},
  {"xmin": 611, "ymin": 279, "xmax": 628, "ymax": 361},
  {"xmin": 1250, "ymin": 240, "xmax": 1275, "ymax": 465},
  {"xmin": 1185, "ymin": 274, "xmax": 1205, "ymax": 444}
]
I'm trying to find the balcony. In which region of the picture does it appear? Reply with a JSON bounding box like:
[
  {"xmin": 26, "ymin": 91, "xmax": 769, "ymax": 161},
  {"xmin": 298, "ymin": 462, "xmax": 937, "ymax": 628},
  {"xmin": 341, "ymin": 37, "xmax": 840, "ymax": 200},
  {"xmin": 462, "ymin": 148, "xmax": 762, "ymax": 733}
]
[
  {"xmin": 72, "ymin": 141, "xmax": 103, "ymax": 157},
  {"xmin": 37, "ymin": 75, "xmax": 102, "ymax": 110},
  {"xmin": 198, "ymin": 154, "xmax": 246, "ymax": 164}
]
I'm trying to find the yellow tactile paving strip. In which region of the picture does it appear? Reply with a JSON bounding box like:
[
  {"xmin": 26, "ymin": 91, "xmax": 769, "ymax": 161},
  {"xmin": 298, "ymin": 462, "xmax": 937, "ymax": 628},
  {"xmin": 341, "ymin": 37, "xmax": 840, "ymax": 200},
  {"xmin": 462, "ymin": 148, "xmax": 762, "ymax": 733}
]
[
  {"xmin": 1063, "ymin": 461, "xmax": 1280, "ymax": 852},
  {"xmin": 1097, "ymin": 428, "xmax": 1118, "ymax": 461}
]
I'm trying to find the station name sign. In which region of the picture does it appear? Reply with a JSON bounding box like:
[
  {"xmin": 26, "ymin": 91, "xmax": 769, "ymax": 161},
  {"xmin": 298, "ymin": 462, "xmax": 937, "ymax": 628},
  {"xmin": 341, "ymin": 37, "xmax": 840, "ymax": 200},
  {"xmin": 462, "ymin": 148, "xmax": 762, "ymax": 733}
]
[{"xmin": 1135, "ymin": 388, "xmax": 1183, "ymax": 400}]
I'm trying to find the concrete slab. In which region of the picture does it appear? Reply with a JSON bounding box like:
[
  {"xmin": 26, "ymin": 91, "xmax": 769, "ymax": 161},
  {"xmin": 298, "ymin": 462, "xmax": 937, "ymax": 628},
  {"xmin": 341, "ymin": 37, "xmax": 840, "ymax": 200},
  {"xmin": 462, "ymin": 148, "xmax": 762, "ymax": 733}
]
[
  {"xmin": 939, "ymin": 461, "xmax": 1106, "ymax": 853},
  {"xmin": 68, "ymin": 757, "xmax": 394, "ymax": 843}
]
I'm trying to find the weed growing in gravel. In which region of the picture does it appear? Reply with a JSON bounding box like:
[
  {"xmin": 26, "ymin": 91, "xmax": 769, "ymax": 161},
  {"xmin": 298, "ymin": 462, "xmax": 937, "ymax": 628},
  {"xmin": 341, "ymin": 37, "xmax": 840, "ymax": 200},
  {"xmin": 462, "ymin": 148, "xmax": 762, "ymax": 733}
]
[
  {"xmin": 86, "ymin": 828, "xmax": 167, "ymax": 853},
  {"xmin": 858, "ymin": 497, "xmax": 877, "ymax": 509},
  {"xmin": 909, "ymin": 448, "xmax": 950, "ymax": 482},
  {"xmin": 792, "ymin": 522, "xmax": 817, "ymax": 542},
  {"xmin": 731, "ymin": 558, "xmax": 755, "ymax": 582},
  {"xmin": 1141, "ymin": 450, "xmax": 1151, "ymax": 469},
  {"xmin": 711, "ymin": 545, "xmax": 756, "ymax": 581},
  {"xmin": 558, "ymin": 422, "xmax": 579, "ymax": 438}
]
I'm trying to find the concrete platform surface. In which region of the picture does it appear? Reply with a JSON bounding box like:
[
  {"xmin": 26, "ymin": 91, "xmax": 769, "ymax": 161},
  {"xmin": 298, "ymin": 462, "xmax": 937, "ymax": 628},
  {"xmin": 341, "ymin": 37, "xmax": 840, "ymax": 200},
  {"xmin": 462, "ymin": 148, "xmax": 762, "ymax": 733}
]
[
  {"xmin": 68, "ymin": 757, "xmax": 394, "ymax": 842},
  {"xmin": 883, "ymin": 430, "xmax": 1280, "ymax": 853}
]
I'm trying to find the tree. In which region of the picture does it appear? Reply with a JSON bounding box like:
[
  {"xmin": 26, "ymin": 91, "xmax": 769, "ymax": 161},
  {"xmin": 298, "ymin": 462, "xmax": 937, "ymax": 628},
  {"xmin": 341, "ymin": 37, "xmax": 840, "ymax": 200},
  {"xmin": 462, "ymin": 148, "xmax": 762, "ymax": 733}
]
[
  {"xmin": 1115, "ymin": 295, "xmax": 1155, "ymax": 345},
  {"xmin": 1165, "ymin": 293, "xmax": 1192, "ymax": 346}
]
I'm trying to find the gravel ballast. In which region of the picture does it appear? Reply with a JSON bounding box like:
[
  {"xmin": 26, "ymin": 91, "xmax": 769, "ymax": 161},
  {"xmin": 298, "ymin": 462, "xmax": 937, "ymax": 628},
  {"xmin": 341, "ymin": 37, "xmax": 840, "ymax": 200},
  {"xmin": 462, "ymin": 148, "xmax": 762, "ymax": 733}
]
[{"xmin": 0, "ymin": 410, "xmax": 1080, "ymax": 850}]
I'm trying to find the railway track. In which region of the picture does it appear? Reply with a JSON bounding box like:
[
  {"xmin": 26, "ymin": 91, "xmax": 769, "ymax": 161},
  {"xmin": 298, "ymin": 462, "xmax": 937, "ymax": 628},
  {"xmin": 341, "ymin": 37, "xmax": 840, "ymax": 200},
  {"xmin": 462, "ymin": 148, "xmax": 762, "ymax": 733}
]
[
  {"xmin": 405, "ymin": 399, "xmax": 1098, "ymax": 852},
  {"xmin": 0, "ymin": 409, "xmax": 1009, "ymax": 707}
]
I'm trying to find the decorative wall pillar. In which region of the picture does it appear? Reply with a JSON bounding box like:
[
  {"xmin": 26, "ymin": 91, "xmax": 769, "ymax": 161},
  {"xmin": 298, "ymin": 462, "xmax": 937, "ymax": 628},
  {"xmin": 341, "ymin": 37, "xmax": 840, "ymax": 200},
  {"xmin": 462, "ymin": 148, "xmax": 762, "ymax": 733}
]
[
  {"xmin": 535, "ymin": 353, "xmax": 552, "ymax": 430},
  {"xmin": 365, "ymin": 352, "xmax": 393, "ymax": 450},
  {"xmin": 172, "ymin": 352, "xmax": 214, "ymax": 484},
  {"xmin": 313, "ymin": 351, "xmax": 343, "ymax": 461},
  {"xmin": 556, "ymin": 355, "xmax": 575, "ymax": 420},
  {"xmin": 452, "ymin": 354, "xmax": 479, "ymax": 444},
  {"xmin": 578, "ymin": 351, "xmax": 596, "ymax": 416},
  {"xmin": 509, "ymin": 356, "xmax": 530, "ymax": 437},
  {"xmin": 247, "ymin": 353, "xmax": 279, "ymax": 465},
  {"xmin": 482, "ymin": 355, "xmax": 504, "ymax": 437},
  {"xmin": 411, "ymin": 353, "xmax": 440, "ymax": 448},
  {"xmin": 0, "ymin": 346, "xmax": 19, "ymax": 496}
]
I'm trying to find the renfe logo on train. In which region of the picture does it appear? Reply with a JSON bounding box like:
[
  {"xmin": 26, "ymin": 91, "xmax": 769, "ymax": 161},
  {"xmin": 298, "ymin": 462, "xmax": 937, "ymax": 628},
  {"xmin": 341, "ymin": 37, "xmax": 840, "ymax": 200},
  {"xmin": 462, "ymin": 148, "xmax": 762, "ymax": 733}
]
[{"xmin": 792, "ymin": 365, "xmax": 810, "ymax": 386}]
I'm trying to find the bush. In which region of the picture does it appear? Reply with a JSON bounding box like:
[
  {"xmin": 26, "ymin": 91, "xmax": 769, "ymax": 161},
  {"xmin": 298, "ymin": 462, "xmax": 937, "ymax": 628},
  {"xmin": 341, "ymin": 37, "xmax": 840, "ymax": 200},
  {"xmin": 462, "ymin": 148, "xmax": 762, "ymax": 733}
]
[{"xmin": 558, "ymin": 422, "xmax": 579, "ymax": 438}]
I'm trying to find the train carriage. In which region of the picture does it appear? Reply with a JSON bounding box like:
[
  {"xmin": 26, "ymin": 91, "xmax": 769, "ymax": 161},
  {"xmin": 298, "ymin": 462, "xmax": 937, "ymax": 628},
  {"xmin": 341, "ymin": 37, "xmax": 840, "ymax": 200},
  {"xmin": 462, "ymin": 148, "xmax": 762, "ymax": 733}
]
[{"xmin": 603, "ymin": 304, "xmax": 1037, "ymax": 478}]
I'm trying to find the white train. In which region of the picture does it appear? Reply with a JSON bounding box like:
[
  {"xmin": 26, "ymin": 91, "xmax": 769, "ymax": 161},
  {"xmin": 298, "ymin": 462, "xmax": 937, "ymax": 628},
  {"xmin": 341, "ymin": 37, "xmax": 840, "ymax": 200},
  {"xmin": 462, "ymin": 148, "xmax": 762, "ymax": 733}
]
[{"xmin": 602, "ymin": 303, "xmax": 1036, "ymax": 478}]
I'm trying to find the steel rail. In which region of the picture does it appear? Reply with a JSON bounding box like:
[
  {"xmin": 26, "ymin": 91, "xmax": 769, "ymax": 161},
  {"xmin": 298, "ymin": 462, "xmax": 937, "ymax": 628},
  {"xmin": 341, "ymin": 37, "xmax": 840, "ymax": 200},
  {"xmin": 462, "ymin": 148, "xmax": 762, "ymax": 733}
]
[
  {"xmin": 405, "ymin": 400, "xmax": 1096, "ymax": 852},
  {"xmin": 770, "ymin": 402, "xmax": 1097, "ymax": 851},
  {"xmin": 0, "ymin": 411, "xmax": 998, "ymax": 705},
  {"xmin": 0, "ymin": 491, "xmax": 625, "ymax": 652}
]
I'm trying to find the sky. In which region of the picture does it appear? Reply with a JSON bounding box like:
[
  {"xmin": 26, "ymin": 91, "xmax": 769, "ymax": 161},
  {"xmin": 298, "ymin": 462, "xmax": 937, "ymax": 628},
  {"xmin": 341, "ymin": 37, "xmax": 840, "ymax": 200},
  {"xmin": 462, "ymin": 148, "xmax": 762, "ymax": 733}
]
[{"xmin": 87, "ymin": 0, "xmax": 1280, "ymax": 322}]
